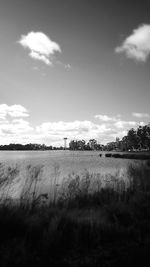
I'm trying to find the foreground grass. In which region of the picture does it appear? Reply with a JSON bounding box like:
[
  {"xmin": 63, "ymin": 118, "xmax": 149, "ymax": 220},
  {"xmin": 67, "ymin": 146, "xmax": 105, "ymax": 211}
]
[{"xmin": 0, "ymin": 161, "xmax": 150, "ymax": 266}]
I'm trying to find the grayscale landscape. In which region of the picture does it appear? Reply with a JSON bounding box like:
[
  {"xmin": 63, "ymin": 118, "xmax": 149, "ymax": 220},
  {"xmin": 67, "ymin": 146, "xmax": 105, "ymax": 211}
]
[{"xmin": 0, "ymin": 0, "xmax": 150, "ymax": 266}]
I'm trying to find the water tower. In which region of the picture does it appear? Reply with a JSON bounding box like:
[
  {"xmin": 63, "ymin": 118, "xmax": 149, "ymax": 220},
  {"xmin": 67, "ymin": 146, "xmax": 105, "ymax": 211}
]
[{"xmin": 64, "ymin": 137, "xmax": 67, "ymax": 150}]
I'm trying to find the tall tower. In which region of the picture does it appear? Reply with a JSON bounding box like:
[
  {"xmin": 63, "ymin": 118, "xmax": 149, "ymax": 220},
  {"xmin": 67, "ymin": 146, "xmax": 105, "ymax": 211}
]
[{"xmin": 64, "ymin": 137, "xmax": 67, "ymax": 150}]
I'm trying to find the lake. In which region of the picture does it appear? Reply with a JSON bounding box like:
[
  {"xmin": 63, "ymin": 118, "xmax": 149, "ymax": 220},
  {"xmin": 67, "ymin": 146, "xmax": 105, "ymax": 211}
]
[{"xmin": 0, "ymin": 150, "xmax": 141, "ymax": 199}]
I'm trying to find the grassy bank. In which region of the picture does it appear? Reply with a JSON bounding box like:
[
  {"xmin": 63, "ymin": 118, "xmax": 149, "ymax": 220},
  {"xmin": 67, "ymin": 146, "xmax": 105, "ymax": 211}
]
[
  {"xmin": 0, "ymin": 161, "xmax": 150, "ymax": 266},
  {"xmin": 104, "ymin": 152, "xmax": 150, "ymax": 160}
]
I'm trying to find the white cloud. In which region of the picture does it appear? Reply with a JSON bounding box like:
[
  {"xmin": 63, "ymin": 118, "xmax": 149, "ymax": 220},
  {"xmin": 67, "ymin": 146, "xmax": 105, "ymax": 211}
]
[
  {"xmin": 0, "ymin": 104, "xmax": 29, "ymax": 119},
  {"xmin": 95, "ymin": 114, "xmax": 120, "ymax": 122},
  {"xmin": 115, "ymin": 24, "xmax": 150, "ymax": 62},
  {"xmin": 35, "ymin": 120, "xmax": 115, "ymax": 146},
  {"xmin": 0, "ymin": 107, "xmax": 149, "ymax": 146},
  {"xmin": 18, "ymin": 31, "xmax": 61, "ymax": 65},
  {"xmin": 0, "ymin": 104, "xmax": 32, "ymax": 144},
  {"xmin": 132, "ymin": 112, "xmax": 150, "ymax": 118},
  {"xmin": 29, "ymin": 51, "xmax": 51, "ymax": 65},
  {"xmin": 36, "ymin": 120, "xmax": 111, "ymax": 141},
  {"xmin": 0, "ymin": 117, "xmax": 113, "ymax": 145},
  {"xmin": 114, "ymin": 120, "xmax": 137, "ymax": 129},
  {"xmin": 0, "ymin": 119, "xmax": 33, "ymax": 136},
  {"xmin": 139, "ymin": 122, "xmax": 145, "ymax": 126}
]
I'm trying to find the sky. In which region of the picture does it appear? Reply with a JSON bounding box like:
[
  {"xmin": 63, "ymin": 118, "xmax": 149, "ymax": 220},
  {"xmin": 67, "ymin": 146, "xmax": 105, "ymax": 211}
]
[{"xmin": 0, "ymin": 0, "xmax": 150, "ymax": 146}]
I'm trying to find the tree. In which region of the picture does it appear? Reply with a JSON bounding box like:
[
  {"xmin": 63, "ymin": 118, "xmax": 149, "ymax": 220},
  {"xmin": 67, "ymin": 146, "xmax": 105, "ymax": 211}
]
[
  {"xmin": 121, "ymin": 136, "xmax": 129, "ymax": 151},
  {"xmin": 69, "ymin": 140, "xmax": 78, "ymax": 150},
  {"xmin": 89, "ymin": 139, "xmax": 97, "ymax": 150},
  {"xmin": 127, "ymin": 128, "xmax": 139, "ymax": 150},
  {"xmin": 137, "ymin": 124, "xmax": 150, "ymax": 150}
]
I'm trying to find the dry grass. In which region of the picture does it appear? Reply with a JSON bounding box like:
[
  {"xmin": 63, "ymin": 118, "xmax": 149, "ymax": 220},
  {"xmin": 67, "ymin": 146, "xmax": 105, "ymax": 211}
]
[{"xmin": 0, "ymin": 161, "xmax": 150, "ymax": 266}]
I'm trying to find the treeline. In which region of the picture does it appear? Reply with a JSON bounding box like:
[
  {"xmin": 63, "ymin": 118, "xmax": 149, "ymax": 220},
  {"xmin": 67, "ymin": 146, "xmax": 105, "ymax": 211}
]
[
  {"xmin": 0, "ymin": 143, "xmax": 54, "ymax": 151},
  {"xmin": 106, "ymin": 123, "xmax": 150, "ymax": 151},
  {"xmin": 69, "ymin": 139, "xmax": 103, "ymax": 150},
  {"xmin": 69, "ymin": 123, "xmax": 150, "ymax": 152}
]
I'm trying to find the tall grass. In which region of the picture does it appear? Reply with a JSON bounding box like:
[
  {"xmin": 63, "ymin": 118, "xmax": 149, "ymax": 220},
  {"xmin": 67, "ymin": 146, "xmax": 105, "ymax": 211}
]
[
  {"xmin": 0, "ymin": 163, "xmax": 20, "ymax": 204},
  {"xmin": 0, "ymin": 161, "xmax": 150, "ymax": 266}
]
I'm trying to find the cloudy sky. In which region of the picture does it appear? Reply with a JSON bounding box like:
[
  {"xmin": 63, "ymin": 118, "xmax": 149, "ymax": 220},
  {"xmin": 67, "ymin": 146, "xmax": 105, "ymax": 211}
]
[{"xmin": 0, "ymin": 0, "xmax": 150, "ymax": 146}]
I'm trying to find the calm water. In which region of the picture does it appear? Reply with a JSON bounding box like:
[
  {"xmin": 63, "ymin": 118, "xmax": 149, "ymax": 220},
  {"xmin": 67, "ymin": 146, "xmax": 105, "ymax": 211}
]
[
  {"xmin": 0, "ymin": 150, "xmax": 140, "ymax": 199},
  {"xmin": 0, "ymin": 150, "xmax": 134, "ymax": 176}
]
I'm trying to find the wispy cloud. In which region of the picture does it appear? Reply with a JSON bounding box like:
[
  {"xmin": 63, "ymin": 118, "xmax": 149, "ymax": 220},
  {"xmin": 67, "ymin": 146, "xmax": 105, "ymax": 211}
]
[
  {"xmin": 18, "ymin": 32, "xmax": 61, "ymax": 65},
  {"xmin": 30, "ymin": 51, "xmax": 51, "ymax": 65},
  {"xmin": 115, "ymin": 24, "xmax": 150, "ymax": 62},
  {"xmin": 95, "ymin": 114, "xmax": 120, "ymax": 122},
  {"xmin": 56, "ymin": 61, "xmax": 72, "ymax": 70},
  {"xmin": 65, "ymin": 64, "xmax": 71, "ymax": 70},
  {"xmin": 132, "ymin": 112, "xmax": 150, "ymax": 118}
]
